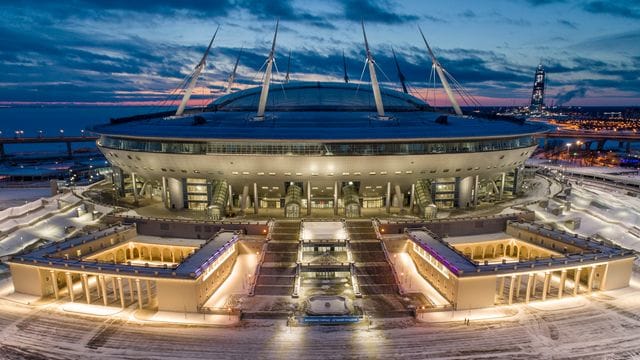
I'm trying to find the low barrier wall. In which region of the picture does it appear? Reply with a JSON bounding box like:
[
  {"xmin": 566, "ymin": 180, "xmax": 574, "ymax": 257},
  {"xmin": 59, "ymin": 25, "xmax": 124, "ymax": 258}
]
[
  {"xmin": 105, "ymin": 215, "xmax": 269, "ymax": 238},
  {"xmin": 378, "ymin": 211, "xmax": 535, "ymax": 237}
]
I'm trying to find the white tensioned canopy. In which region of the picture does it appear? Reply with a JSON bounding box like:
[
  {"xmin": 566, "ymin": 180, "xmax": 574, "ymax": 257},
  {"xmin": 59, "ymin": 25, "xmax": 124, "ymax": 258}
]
[{"xmin": 210, "ymin": 82, "xmax": 431, "ymax": 112}]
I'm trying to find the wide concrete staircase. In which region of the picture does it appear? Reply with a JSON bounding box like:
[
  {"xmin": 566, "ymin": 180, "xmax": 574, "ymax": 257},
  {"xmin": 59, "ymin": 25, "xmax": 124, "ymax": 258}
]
[
  {"xmin": 346, "ymin": 220, "xmax": 399, "ymax": 295},
  {"xmin": 253, "ymin": 221, "xmax": 300, "ymax": 296}
]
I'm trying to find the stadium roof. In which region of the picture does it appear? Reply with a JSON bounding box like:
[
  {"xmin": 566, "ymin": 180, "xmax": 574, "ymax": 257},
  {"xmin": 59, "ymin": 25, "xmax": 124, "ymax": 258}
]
[
  {"xmin": 93, "ymin": 82, "xmax": 550, "ymax": 142},
  {"xmin": 211, "ymin": 82, "xmax": 430, "ymax": 112}
]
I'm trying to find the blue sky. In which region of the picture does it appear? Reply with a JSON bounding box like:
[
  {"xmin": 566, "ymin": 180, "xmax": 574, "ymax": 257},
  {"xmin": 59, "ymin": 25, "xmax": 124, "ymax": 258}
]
[{"xmin": 1, "ymin": 0, "xmax": 639, "ymax": 106}]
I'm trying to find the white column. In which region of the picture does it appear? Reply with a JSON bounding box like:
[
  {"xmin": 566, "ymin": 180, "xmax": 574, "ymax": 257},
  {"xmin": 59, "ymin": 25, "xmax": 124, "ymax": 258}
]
[
  {"xmin": 100, "ymin": 276, "xmax": 108, "ymax": 306},
  {"xmin": 573, "ymin": 268, "xmax": 582, "ymax": 295},
  {"xmin": 161, "ymin": 176, "xmax": 167, "ymax": 208},
  {"xmin": 50, "ymin": 270, "xmax": 59, "ymax": 300},
  {"xmin": 542, "ymin": 272, "xmax": 551, "ymax": 301},
  {"xmin": 508, "ymin": 275, "xmax": 516, "ymax": 305},
  {"xmin": 135, "ymin": 279, "xmax": 143, "ymax": 309},
  {"xmin": 306, "ymin": 181, "xmax": 311, "ymax": 216},
  {"xmin": 131, "ymin": 172, "xmax": 138, "ymax": 203},
  {"xmin": 558, "ymin": 270, "xmax": 567, "ymax": 299},
  {"xmin": 95, "ymin": 274, "xmax": 102, "ymax": 300},
  {"xmin": 587, "ymin": 266, "xmax": 596, "ymax": 294},
  {"xmin": 334, "ymin": 181, "xmax": 339, "ymax": 216},
  {"xmin": 386, "ymin": 181, "xmax": 391, "ymax": 213},
  {"xmin": 531, "ymin": 273, "xmax": 538, "ymax": 298},
  {"xmin": 498, "ymin": 277, "xmax": 505, "ymax": 299},
  {"xmin": 82, "ymin": 274, "xmax": 91, "ymax": 304},
  {"xmin": 525, "ymin": 274, "xmax": 533, "ymax": 303},
  {"xmin": 473, "ymin": 175, "xmax": 479, "ymax": 207},
  {"xmin": 253, "ymin": 182, "xmax": 259, "ymax": 214},
  {"xmin": 240, "ymin": 185, "xmax": 249, "ymax": 212},
  {"xmin": 66, "ymin": 272, "xmax": 74, "ymax": 302},
  {"xmin": 600, "ymin": 264, "xmax": 609, "ymax": 290},
  {"xmin": 111, "ymin": 277, "xmax": 118, "ymax": 301},
  {"xmin": 499, "ymin": 172, "xmax": 506, "ymax": 200},
  {"xmin": 515, "ymin": 275, "xmax": 522, "ymax": 299},
  {"xmin": 146, "ymin": 280, "xmax": 153, "ymax": 305},
  {"xmin": 117, "ymin": 278, "xmax": 125, "ymax": 308},
  {"xmin": 128, "ymin": 278, "xmax": 135, "ymax": 303},
  {"xmin": 409, "ymin": 183, "xmax": 416, "ymax": 213}
]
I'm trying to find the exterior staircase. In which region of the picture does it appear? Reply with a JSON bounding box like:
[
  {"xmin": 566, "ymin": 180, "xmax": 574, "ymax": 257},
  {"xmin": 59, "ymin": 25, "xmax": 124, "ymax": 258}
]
[
  {"xmin": 253, "ymin": 221, "xmax": 300, "ymax": 296},
  {"xmin": 345, "ymin": 220, "xmax": 399, "ymax": 295}
]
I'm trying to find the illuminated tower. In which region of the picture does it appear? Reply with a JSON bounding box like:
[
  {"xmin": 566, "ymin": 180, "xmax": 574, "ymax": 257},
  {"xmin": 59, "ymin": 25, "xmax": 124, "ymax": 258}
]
[{"xmin": 530, "ymin": 63, "xmax": 545, "ymax": 112}]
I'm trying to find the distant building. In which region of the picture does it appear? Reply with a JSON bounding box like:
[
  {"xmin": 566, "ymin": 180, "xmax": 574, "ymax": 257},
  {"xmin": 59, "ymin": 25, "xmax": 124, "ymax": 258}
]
[{"xmin": 530, "ymin": 64, "xmax": 545, "ymax": 113}]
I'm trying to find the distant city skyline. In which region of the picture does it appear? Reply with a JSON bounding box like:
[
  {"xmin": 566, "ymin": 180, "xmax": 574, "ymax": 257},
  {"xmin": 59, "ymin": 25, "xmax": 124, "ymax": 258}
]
[{"xmin": 1, "ymin": 0, "xmax": 639, "ymax": 106}]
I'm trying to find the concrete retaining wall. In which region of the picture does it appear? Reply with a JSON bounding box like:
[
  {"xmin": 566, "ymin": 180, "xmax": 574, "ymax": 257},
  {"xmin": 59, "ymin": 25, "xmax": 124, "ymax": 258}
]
[
  {"xmin": 380, "ymin": 211, "xmax": 535, "ymax": 237},
  {"xmin": 106, "ymin": 215, "xmax": 269, "ymax": 238}
]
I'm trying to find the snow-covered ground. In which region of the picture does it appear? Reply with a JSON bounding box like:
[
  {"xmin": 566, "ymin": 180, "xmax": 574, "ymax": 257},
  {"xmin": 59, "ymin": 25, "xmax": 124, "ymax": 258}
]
[
  {"xmin": 0, "ymin": 192, "xmax": 80, "ymax": 233},
  {"xmin": 390, "ymin": 252, "xmax": 449, "ymax": 307},
  {"xmin": 0, "ymin": 189, "xmax": 112, "ymax": 258},
  {"xmin": 0, "ymin": 188, "xmax": 52, "ymax": 210},
  {"xmin": 203, "ymin": 253, "xmax": 259, "ymax": 309},
  {"xmin": 301, "ymin": 221, "xmax": 346, "ymax": 240},
  {"xmin": 527, "ymin": 180, "xmax": 640, "ymax": 261},
  {"xmin": 1, "ymin": 174, "xmax": 640, "ymax": 358},
  {"xmin": 0, "ymin": 273, "xmax": 640, "ymax": 359}
]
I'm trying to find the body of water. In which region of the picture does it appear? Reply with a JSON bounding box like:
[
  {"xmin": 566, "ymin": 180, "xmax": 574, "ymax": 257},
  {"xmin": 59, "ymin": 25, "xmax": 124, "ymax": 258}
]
[{"xmin": 0, "ymin": 106, "xmax": 157, "ymax": 154}]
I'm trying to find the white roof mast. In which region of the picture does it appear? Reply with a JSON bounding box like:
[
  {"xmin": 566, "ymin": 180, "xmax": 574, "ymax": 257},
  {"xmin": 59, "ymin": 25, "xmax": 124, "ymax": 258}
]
[
  {"xmin": 418, "ymin": 26, "xmax": 463, "ymax": 116},
  {"xmin": 361, "ymin": 20, "xmax": 386, "ymax": 119},
  {"xmin": 176, "ymin": 25, "xmax": 219, "ymax": 116},
  {"xmin": 255, "ymin": 19, "xmax": 279, "ymax": 120},
  {"xmin": 225, "ymin": 46, "xmax": 243, "ymax": 93}
]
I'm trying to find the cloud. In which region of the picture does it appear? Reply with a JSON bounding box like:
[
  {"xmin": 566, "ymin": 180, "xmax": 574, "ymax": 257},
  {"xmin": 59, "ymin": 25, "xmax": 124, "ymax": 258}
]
[
  {"xmin": 556, "ymin": 86, "xmax": 587, "ymax": 105},
  {"xmin": 523, "ymin": 0, "xmax": 568, "ymax": 5},
  {"xmin": 582, "ymin": 1, "xmax": 640, "ymax": 19},
  {"xmin": 459, "ymin": 10, "xmax": 477, "ymax": 18},
  {"xmin": 341, "ymin": 0, "xmax": 420, "ymax": 24},
  {"xmin": 557, "ymin": 19, "xmax": 577, "ymax": 29},
  {"xmin": 570, "ymin": 29, "xmax": 640, "ymax": 54},
  {"xmin": 1, "ymin": 1, "xmax": 639, "ymax": 105},
  {"xmin": 235, "ymin": 0, "xmax": 336, "ymax": 28}
]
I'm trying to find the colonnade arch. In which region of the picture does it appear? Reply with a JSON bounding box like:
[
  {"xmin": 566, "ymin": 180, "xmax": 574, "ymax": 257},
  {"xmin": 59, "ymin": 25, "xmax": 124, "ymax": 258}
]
[
  {"xmin": 453, "ymin": 239, "xmax": 559, "ymax": 262},
  {"xmin": 85, "ymin": 243, "xmax": 196, "ymax": 265}
]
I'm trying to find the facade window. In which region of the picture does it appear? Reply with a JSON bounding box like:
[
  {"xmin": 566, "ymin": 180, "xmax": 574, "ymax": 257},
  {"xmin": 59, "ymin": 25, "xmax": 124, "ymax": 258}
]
[{"xmin": 99, "ymin": 135, "xmax": 536, "ymax": 156}]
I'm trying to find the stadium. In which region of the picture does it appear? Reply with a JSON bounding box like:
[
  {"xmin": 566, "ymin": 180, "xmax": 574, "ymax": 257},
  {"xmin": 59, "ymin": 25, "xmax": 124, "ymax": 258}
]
[
  {"xmin": 91, "ymin": 22, "xmax": 550, "ymax": 220},
  {"xmin": 94, "ymin": 81, "xmax": 548, "ymax": 219}
]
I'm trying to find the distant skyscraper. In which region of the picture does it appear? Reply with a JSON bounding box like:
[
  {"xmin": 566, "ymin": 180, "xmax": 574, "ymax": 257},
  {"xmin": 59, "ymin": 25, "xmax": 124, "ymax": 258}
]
[{"xmin": 530, "ymin": 63, "xmax": 545, "ymax": 112}]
